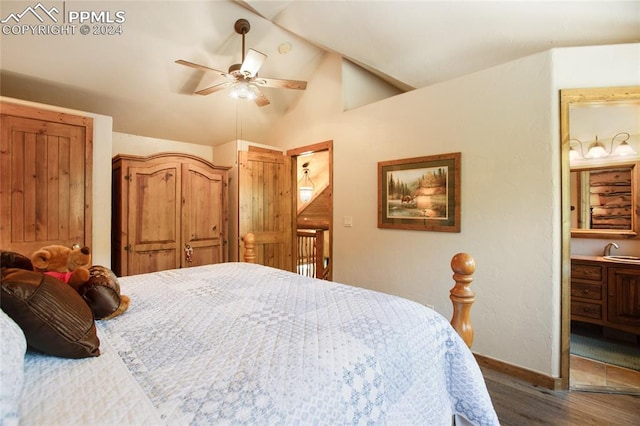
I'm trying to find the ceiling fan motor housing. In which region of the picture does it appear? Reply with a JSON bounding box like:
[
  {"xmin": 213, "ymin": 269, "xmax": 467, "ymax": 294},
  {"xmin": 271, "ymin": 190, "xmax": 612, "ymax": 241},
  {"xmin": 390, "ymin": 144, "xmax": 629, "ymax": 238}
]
[{"xmin": 228, "ymin": 63, "xmax": 242, "ymax": 75}]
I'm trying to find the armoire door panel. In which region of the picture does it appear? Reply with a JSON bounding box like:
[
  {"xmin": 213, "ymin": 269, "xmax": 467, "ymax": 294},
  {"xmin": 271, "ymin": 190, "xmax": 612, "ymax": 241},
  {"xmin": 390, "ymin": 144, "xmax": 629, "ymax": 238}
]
[
  {"xmin": 127, "ymin": 162, "xmax": 182, "ymax": 273},
  {"xmin": 0, "ymin": 106, "xmax": 92, "ymax": 255},
  {"xmin": 130, "ymin": 249, "xmax": 180, "ymax": 276},
  {"xmin": 182, "ymin": 162, "xmax": 225, "ymax": 268}
]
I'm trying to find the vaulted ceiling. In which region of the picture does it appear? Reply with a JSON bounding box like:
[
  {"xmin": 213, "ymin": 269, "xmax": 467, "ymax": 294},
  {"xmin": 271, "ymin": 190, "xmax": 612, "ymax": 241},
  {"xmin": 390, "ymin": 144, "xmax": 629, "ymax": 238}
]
[{"xmin": 1, "ymin": 1, "xmax": 638, "ymax": 146}]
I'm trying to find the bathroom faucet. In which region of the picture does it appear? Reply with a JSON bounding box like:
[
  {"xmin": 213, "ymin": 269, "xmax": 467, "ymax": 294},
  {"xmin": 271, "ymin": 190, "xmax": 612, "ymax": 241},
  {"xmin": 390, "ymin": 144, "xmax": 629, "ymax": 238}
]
[{"xmin": 603, "ymin": 242, "xmax": 619, "ymax": 256}]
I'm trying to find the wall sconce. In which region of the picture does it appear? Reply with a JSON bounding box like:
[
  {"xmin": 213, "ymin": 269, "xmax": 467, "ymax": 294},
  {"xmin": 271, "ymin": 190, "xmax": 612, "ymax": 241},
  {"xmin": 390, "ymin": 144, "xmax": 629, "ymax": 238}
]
[
  {"xmin": 569, "ymin": 132, "xmax": 635, "ymax": 161},
  {"xmin": 298, "ymin": 162, "xmax": 314, "ymax": 203}
]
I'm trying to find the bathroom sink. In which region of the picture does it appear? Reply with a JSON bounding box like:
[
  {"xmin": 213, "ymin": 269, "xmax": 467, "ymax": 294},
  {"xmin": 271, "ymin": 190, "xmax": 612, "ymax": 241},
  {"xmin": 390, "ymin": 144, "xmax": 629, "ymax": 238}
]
[{"xmin": 603, "ymin": 255, "xmax": 640, "ymax": 263}]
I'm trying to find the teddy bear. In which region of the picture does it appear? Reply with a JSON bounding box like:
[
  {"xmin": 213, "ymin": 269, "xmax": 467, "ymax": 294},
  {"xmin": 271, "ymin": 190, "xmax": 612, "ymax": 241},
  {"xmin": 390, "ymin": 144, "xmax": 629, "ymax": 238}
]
[
  {"xmin": 31, "ymin": 244, "xmax": 91, "ymax": 292},
  {"xmin": 30, "ymin": 244, "xmax": 130, "ymax": 320}
]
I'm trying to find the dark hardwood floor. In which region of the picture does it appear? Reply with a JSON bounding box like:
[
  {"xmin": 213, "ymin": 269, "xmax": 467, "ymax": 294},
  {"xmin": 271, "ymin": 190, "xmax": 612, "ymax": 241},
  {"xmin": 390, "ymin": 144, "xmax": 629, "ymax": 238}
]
[{"xmin": 481, "ymin": 366, "xmax": 640, "ymax": 425}]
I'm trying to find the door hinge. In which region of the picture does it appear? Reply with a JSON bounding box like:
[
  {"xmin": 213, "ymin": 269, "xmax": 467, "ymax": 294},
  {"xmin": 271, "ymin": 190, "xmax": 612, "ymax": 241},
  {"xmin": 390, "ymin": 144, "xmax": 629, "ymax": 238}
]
[
  {"xmin": 124, "ymin": 244, "xmax": 132, "ymax": 252},
  {"xmin": 124, "ymin": 174, "xmax": 132, "ymax": 181}
]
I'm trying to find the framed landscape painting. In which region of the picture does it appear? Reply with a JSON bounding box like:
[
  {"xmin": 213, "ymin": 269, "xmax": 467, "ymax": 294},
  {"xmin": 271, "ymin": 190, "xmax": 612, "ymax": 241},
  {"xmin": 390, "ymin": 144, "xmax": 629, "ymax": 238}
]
[{"xmin": 378, "ymin": 152, "xmax": 461, "ymax": 232}]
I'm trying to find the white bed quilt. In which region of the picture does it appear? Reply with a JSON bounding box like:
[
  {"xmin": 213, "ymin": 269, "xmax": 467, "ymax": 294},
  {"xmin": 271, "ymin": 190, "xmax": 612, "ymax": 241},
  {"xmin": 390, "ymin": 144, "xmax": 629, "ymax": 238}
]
[{"xmin": 20, "ymin": 262, "xmax": 498, "ymax": 425}]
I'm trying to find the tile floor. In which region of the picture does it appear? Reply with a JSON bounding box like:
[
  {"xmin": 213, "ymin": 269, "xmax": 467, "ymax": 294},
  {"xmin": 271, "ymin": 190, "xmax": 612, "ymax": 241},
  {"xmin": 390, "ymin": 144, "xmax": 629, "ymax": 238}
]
[{"xmin": 571, "ymin": 354, "xmax": 640, "ymax": 394}]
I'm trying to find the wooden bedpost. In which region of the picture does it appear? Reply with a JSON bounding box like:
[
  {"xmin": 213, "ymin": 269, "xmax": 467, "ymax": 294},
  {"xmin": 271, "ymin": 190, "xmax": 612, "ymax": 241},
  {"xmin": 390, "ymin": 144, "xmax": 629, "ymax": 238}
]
[
  {"xmin": 449, "ymin": 253, "xmax": 476, "ymax": 348},
  {"xmin": 242, "ymin": 233, "xmax": 256, "ymax": 263}
]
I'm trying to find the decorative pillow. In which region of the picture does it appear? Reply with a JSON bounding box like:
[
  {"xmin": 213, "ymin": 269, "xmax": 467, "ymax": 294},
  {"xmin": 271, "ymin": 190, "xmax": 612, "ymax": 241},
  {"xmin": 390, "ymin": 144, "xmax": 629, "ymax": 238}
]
[
  {"xmin": 0, "ymin": 268, "xmax": 100, "ymax": 359},
  {"xmin": 0, "ymin": 309, "xmax": 26, "ymax": 426},
  {"xmin": 79, "ymin": 265, "xmax": 122, "ymax": 319},
  {"xmin": 0, "ymin": 250, "xmax": 33, "ymax": 271}
]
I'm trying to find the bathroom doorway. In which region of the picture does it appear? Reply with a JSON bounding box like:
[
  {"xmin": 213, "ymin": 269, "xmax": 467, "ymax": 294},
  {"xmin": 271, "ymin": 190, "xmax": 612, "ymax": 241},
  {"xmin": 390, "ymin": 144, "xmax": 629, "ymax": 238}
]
[{"xmin": 560, "ymin": 86, "xmax": 640, "ymax": 393}]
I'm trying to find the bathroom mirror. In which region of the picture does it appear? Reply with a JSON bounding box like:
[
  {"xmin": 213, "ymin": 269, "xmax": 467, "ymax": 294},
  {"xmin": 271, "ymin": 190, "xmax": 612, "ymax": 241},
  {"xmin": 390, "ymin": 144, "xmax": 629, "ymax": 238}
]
[
  {"xmin": 570, "ymin": 163, "xmax": 637, "ymax": 237},
  {"xmin": 561, "ymin": 86, "xmax": 640, "ymax": 239}
]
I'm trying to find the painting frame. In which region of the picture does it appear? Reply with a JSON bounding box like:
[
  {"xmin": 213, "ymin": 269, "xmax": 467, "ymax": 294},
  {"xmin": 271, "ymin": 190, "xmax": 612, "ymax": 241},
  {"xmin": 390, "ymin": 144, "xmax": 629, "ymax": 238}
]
[{"xmin": 378, "ymin": 152, "xmax": 461, "ymax": 232}]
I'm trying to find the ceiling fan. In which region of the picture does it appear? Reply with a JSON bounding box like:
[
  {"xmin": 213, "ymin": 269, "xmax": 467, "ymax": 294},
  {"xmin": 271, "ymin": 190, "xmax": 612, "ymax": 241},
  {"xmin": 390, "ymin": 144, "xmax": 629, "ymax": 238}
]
[{"xmin": 175, "ymin": 19, "xmax": 307, "ymax": 107}]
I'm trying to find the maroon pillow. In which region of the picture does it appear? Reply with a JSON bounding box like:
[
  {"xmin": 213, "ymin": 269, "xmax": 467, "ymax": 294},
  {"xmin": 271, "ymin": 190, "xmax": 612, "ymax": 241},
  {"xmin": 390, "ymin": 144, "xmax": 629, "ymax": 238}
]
[{"xmin": 0, "ymin": 267, "xmax": 100, "ymax": 358}]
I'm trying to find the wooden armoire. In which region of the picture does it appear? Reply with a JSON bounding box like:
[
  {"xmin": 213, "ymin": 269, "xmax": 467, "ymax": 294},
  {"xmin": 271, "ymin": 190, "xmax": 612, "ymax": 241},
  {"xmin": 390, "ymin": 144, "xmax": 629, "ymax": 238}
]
[{"xmin": 112, "ymin": 153, "xmax": 229, "ymax": 276}]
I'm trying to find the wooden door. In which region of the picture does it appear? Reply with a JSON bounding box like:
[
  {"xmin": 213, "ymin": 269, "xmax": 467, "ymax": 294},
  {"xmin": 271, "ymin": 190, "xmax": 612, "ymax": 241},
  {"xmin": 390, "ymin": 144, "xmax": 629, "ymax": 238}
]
[
  {"xmin": 0, "ymin": 104, "xmax": 92, "ymax": 255},
  {"xmin": 182, "ymin": 162, "xmax": 227, "ymax": 267},
  {"xmin": 126, "ymin": 161, "xmax": 182, "ymax": 275},
  {"xmin": 238, "ymin": 149, "xmax": 293, "ymax": 271}
]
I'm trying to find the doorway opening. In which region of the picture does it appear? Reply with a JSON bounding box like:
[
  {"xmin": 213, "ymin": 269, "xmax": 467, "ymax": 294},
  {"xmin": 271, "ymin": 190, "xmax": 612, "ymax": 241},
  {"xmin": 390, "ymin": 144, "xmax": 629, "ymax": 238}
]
[
  {"xmin": 560, "ymin": 87, "xmax": 640, "ymax": 394},
  {"xmin": 288, "ymin": 141, "xmax": 333, "ymax": 280}
]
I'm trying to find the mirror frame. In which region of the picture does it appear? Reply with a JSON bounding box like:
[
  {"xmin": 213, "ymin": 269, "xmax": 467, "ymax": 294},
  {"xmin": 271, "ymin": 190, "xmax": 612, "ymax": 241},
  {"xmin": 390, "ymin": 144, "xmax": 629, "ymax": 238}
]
[{"xmin": 561, "ymin": 86, "xmax": 640, "ymax": 240}]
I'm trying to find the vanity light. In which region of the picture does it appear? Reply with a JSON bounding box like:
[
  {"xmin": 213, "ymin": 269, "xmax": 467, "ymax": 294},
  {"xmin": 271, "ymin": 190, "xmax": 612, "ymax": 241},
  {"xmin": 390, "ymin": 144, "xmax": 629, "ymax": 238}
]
[
  {"xmin": 569, "ymin": 139, "xmax": 584, "ymax": 161},
  {"xmin": 570, "ymin": 132, "xmax": 635, "ymax": 162},
  {"xmin": 298, "ymin": 162, "xmax": 314, "ymax": 203},
  {"xmin": 586, "ymin": 136, "xmax": 608, "ymax": 159},
  {"xmin": 612, "ymin": 135, "xmax": 636, "ymax": 156}
]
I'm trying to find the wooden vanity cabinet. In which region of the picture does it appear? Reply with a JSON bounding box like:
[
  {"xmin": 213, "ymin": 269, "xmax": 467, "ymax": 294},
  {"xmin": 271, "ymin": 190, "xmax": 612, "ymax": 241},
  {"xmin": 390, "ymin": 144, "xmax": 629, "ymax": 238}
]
[
  {"xmin": 112, "ymin": 153, "xmax": 229, "ymax": 276},
  {"xmin": 571, "ymin": 257, "xmax": 640, "ymax": 335},
  {"xmin": 571, "ymin": 260, "xmax": 606, "ymax": 324},
  {"xmin": 607, "ymin": 264, "xmax": 640, "ymax": 333}
]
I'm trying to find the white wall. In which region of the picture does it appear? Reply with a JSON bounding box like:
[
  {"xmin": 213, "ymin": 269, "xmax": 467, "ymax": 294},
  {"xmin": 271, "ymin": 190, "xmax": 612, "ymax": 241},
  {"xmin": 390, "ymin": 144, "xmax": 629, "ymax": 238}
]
[
  {"xmin": 264, "ymin": 44, "xmax": 640, "ymax": 377},
  {"xmin": 1, "ymin": 96, "xmax": 113, "ymax": 266}
]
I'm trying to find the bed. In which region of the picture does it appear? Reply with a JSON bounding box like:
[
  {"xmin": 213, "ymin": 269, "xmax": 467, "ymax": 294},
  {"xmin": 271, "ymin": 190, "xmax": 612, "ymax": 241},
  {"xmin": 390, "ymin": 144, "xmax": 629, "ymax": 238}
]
[{"xmin": 1, "ymin": 234, "xmax": 498, "ymax": 426}]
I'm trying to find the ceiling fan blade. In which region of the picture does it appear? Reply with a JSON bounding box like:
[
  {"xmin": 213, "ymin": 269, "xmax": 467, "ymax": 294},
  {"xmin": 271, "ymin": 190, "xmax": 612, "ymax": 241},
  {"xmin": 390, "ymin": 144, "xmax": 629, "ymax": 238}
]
[
  {"xmin": 175, "ymin": 60, "xmax": 230, "ymax": 78},
  {"xmin": 240, "ymin": 49, "xmax": 267, "ymax": 77},
  {"xmin": 254, "ymin": 87, "xmax": 270, "ymax": 107},
  {"xmin": 255, "ymin": 77, "xmax": 307, "ymax": 90},
  {"xmin": 195, "ymin": 81, "xmax": 234, "ymax": 96}
]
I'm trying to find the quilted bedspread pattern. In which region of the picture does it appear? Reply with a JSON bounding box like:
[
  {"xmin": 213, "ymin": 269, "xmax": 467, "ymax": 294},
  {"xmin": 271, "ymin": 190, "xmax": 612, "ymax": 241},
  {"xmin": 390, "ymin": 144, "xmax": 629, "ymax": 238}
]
[{"xmin": 20, "ymin": 263, "xmax": 498, "ymax": 425}]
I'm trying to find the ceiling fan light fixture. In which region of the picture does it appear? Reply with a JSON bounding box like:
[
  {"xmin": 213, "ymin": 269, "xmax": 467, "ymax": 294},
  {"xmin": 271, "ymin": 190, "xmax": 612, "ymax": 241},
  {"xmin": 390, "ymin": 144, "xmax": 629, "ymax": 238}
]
[{"xmin": 229, "ymin": 82, "xmax": 257, "ymax": 101}]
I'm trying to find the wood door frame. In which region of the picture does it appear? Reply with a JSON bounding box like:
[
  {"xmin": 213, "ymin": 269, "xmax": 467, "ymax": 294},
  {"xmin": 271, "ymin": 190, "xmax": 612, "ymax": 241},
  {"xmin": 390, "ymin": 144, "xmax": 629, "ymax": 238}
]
[
  {"xmin": 560, "ymin": 86, "xmax": 640, "ymax": 391},
  {"xmin": 287, "ymin": 140, "xmax": 333, "ymax": 280}
]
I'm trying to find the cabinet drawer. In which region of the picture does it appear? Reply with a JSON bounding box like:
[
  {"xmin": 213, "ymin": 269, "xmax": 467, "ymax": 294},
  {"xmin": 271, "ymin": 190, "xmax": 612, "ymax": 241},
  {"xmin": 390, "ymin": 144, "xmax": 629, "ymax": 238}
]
[
  {"xmin": 571, "ymin": 282, "xmax": 602, "ymax": 301},
  {"xmin": 571, "ymin": 301, "xmax": 602, "ymax": 320},
  {"xmin": 571, "ymin": 263, "xmax": 603, "ymax": 281}
]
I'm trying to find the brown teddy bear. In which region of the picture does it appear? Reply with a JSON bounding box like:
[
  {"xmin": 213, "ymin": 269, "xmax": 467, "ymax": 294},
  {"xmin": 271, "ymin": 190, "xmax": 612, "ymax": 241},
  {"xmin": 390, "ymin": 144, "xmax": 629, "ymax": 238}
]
[
  {"xmin": 31, "ymin": 244, "xmax": 92, "ymax": 292},
  {"xmin": 30, "ymin": 245, "xmax": 130, "ymax": 320}
]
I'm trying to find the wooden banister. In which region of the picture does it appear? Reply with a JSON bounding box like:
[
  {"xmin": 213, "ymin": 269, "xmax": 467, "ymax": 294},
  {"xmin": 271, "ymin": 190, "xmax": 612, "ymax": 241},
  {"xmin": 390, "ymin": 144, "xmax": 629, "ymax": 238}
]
[
  {"xmin": 449, "ymin": 253, "xmax": 476, "ymax": 348},
  {"xmin": 242, "ymin": 233, "xmax": 256, "ymax": 263},
  {"xmin": 296, "ymin": 229, "xmax": 327, "ymax": 279}
]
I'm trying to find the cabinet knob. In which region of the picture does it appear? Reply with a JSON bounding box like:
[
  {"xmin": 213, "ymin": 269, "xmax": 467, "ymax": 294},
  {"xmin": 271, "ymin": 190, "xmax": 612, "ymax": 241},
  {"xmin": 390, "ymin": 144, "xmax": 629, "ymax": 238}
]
[{"xmin": 582, "ymin": 289, "xmax": 590, "ymax": 295}]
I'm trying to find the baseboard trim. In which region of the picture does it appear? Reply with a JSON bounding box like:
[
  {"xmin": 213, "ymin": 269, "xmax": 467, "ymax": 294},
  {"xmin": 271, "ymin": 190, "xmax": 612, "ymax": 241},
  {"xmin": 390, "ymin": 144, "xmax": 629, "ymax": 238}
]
[{"xmin": 474, "ymin": 353, "xmax": 564, "ymax": 390}]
